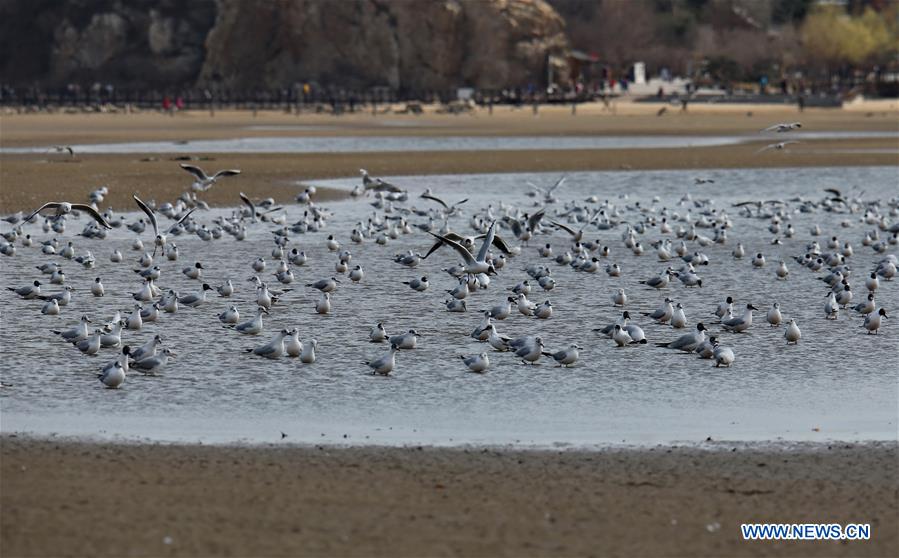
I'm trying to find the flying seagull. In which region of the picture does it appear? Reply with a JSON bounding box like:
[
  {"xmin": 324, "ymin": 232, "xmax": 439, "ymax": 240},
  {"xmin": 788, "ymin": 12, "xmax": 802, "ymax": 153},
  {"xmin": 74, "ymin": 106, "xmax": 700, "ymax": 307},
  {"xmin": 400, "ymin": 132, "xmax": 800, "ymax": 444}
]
[
  {"xmin": 428, "ymin": 221, "xmax": 500, "ymax": 275},
  {"xmin": 180, "ymin": 163, "xmax": 241, "ymax": 192},
  {"xmin": 25, "ymin": 202, "xmax": 111, "ymax": 229},
  {"xmin": 420, "ymin": 189, "xmax": 468, "ymax": 213},
  {"xmin": 133, "ymin": 194, "xmax": 195, "ymax": 256},
  {"xmin": 761, "ymin": 122, "xmax": 802, "ymax": 133},
  {"xmin": 755, "ymin": 141, "xmax": 800, "ymax": 154}
]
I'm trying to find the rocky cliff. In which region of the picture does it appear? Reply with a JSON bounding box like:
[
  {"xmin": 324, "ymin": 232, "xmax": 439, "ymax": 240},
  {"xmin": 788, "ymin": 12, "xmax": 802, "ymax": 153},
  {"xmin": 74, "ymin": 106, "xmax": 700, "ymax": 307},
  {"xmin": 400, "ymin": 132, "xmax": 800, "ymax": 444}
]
[{"xmin": 0, "ymin": 0, "xmax": 568, "ymax": 92}]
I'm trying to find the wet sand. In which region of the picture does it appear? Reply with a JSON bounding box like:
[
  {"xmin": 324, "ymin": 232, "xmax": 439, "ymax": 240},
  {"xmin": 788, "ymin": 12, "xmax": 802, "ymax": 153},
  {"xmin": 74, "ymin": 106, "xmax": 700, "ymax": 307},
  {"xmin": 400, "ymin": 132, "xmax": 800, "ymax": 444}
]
[
  {"xmin": 1, "ymin": 437, "xmax": 895, "ymax": 557},
  {"xmin": 1, "ymin": 104, "xmax": 897, "ymax": 213}
]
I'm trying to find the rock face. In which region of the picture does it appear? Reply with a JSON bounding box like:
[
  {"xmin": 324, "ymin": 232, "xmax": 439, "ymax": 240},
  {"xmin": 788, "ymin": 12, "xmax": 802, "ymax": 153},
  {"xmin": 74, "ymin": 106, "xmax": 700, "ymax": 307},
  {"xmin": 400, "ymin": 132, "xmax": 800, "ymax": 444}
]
[
  {"xmin": 199, "ymin": 0, "xmax": 569, "ymax": 92},
  {"xmin": 0, "ymin": 0, "xmax": 567, "ymax": 92},
  {"xmin": 0, "ymin": 0, "xmax": 216, "ymax": 88}
]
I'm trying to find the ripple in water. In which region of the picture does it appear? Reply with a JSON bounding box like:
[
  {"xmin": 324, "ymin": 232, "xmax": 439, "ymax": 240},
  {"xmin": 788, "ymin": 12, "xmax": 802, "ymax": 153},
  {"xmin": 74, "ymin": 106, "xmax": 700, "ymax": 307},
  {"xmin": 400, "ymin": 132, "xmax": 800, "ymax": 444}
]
[{"xmin": 1, "ymin": 166, "xmax": 897, "ymax": 447}]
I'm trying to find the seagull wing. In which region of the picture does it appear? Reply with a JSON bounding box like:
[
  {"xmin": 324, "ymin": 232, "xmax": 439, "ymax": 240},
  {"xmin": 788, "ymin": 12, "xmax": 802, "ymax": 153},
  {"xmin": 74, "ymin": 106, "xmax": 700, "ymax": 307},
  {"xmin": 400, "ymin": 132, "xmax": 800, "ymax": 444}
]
[
  {"xmin": 761, "ymin": 124, "xmax": 782, "ymax": 132},
  {"xmin": 212, "ymin": 169, "xmax": 241, "ymax": 180},
  {"xmin": 527, "ymin": 208, "xmax": 546, "ymax": 231},
  {"xmin": 476, "ymin": 221, "xmax": 497, "ymax": 262},
  {"xmin": 507, "ymin": 218, "xmax": 523, "ymax": 238},
  {"xmin": 428, "ymin": 232, "xmax": 476, "ymax": 265},
  {"xmin": 180, "ymin": 164, "xmax": 209, "ymax": 181},
  {"xmin": 548, "ymin": 175, "xmax": 566, "ymax": 194},
  {"xmin": 239, "ymin": 192, "xmax": 256, "ymax": 219},
  {"xmin": 823, "ymin": 188, "xmax": 842, "ymax": 198},
  {"xmin": 167, "ymin": 208, "xmax": 196, "ymax": 234},
  {"xmin": 420, "ymin": 192, "xmax": 449, "ymax": 209},
  {"xmin": 549, "ymin": 220, "xmax": 577, "ymax": 237},
  {"xmin": 132, "ymin": 194, "xmax": 158, "ymax": 236},
  {"xmin": 490, "ymin": 233, "xmax": 515, "ymax": 255},
  {"xmin": 451, "ymin": 198, "xmax": 469, "ymax": 208},
  {"xmin": 71, "ymin": 204, "xmax": 112, "ymax": 229},
  {"xmin": 24, "ymin": 202, "xmax": 62, "ymax": 222},
  {"xmin": 526, "ymin": 181, "xmax": 546, "ymax": 195}
]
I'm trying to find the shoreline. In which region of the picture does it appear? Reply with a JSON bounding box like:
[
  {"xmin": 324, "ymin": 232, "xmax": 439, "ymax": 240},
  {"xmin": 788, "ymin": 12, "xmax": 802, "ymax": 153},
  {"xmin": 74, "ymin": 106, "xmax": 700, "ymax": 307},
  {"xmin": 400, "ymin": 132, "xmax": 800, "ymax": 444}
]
[
  {"xmin": 2, "ymin": 106, "xmax": 895, "ymax": 213},
  {"xmin": 2, "ymin": 435, "xmax": 896, "ymax": 557},
  {"xmin": 2, "ymin": 145, "xmax": 897, "ymax": 213}
]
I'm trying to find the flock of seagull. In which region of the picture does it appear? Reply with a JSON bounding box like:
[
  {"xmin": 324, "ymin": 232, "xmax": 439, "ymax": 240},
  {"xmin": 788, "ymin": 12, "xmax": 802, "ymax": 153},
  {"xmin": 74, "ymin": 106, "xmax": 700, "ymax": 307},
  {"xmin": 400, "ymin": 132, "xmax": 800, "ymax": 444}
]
[{"xmin": 1, "ymin": 122, "xmax": 897, "ymax": 389}]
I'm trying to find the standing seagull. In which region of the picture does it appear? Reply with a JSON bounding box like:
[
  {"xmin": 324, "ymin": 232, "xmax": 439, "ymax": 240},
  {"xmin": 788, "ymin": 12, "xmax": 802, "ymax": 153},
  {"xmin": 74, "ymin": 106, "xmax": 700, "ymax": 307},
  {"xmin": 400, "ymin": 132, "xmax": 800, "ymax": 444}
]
[
  {"xmin": 25, "ymin": 202, "xmax": 111, "ymax": 229},
  {"xmin": 180, "ymin": 163, "xmax": 241, "ymax": 192},
  {"xmin": 132, "ymin": 194, "xmax": 195, "ymax": 256}
]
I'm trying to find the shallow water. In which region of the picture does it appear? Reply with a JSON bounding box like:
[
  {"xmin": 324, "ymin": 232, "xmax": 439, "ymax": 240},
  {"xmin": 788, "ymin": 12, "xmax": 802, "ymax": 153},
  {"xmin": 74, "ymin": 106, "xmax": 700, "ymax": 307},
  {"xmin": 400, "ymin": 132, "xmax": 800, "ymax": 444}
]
[
  {"xmin": 1, "ymin": 167, "xmax": 897, "ymax": 447},
  {"xmin": 2, "ymin": 130, "xmax": 896, "ymax": 154}
]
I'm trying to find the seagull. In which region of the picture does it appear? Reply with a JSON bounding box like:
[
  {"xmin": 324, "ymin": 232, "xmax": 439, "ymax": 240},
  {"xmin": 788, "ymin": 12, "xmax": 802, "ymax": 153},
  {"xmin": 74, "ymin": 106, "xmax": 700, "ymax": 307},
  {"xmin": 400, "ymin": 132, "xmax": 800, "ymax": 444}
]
[
  {"xmin": 766, "ymin": 303, "xmax": 782, "ymax": 326},
  {"xmin": 460, "ymin": 352, "xmax": 490, "ymax": 373},
  {"xmin": 130, "ymin": 335, "xmax": 162, "ymax": 362},
  {"xmin": 526, "ymin": 175, "xmax": 566, "ymax": 202},
  {"xmin": 785, "ymin": 318, "xmax": 801, "ymax": 344},
  {"xmin": 509, "ymin": 336, "xmax": 544, "ymax": 364},
  {"xmin": 360, "ymin": 170, "xmax": 403, "ymax": 193},
  {"xmin": 612, "ymin": 324, "xmax": 633, "ymax": 347},
  {"xmin": 178, "ymin": 284, "xmax": 212, "ymax": 307},
  {"xmin": 284, "ymin": 329, "xmax": 302, "ymax": 357},
  {"xmin": 218, "ymin": 305, "xmax": 240, "ymax": 324},
  {"xmin": 98, "ymin": 361, "xmax": 126, "ymax": 388},
  {"xmin": 180, "ymin": 163, "xmax": 241, "ymax": 191},
  {"xmin": 388, "ymin": 330, "xmax": 420, "ymax": 350},
  {"xmin": 132, "ymin": 194, "xmax": 195, "ymax": 256},
  {"xmin": 762, "ymin": 122, "xmax": 801, "ymax": 133},
  {"xmin": 216, "ymin": 280, "xmax": 234, "ymax": 297},
  {"xmin": 712, "ymin": 340, "xmax": 735, "ymax": 367},
  {"xmin": 246, "ymin": 329, "xmax": 289, "ymax": 359},
  {"xmin": 25, "ymin": 202, "xmax": 111, "ymax": 229},
  {"xmin": 73, "ymin": 330, "xmax": 103, "ymax": 355},
  {"xmin": 505, "ymin": 209, "xmax": 546, "ymax": 245},
  {"xmin": 542, "ymin": 344, "xmax": 580, "ymax": 366},
  {"xmin": 227, "ymin": 307, "xmax": 269, "ymax": 334},
  {"xmin": 306, "ymin": 277, "xmax": 340, "ymax": 292},
  {"xmin": 420, "ymin": 189, "xmax": 468, "ymax": 214},
  {"xmin": 51, "ymin": 315, "xmax": 91, "ymax": 342},
  {"xmin": 131, "ymin": 348, "xmax": 175, "ymax": 374},
  {"xmin": 722, "ymin": 304, "xmax": 758, "ymax": 332},
  {"xmin": 657, "ymin": 323, "xmax": 707, "ymax": 351},
  {"xmin": 485, "ymin": 324, "xmax": 512, "ymax": 351},
  {"xmin": 862, "ymin": 308, "xmax": 888, "ymax": 334},
  {"xmin": 300, "ymin": 339, "xmax": 317, "ymax": 363},
  {"xmin": 50, "ymin": 145, "xmax": 75, "ymax": 157},
  {"xmin": 366, "ymin": 344, "xmax": 399, "ymax": 375},
  {"xmin": 643, "ymin": 298, "xmax": 674, "ymax": 323},
  {"xmin": 549, "ymin": 210, "xmax": 601, "ymax": 242},
  {"xmin": 403, "ymin": 276, "xmax": 429, "ymax": 292},
  {"xmin": 756, "ymin": 141, "xmax": 800, "ymax": 154},
  {"xmin": 369, "ymin": 323, "xmax": 388, "ymax": 343},
  {"xmin": 428, "ymin": 221, "xmax": 499, "ymax": 276},
  {"xmin": 8, "ymin": 280, "xmax": 42, "ymax": 299},
  {"xmin": 640, "ymin": 269, "xmax": 674, "ymax": 289}
]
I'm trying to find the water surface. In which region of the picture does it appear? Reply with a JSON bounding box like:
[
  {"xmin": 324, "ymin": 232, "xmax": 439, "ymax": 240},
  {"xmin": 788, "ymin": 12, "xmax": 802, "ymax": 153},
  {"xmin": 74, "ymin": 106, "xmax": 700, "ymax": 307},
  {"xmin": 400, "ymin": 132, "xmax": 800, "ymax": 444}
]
[{"xmin": 1, "ymin": 167, "xmax": 897, "ymax": 447}]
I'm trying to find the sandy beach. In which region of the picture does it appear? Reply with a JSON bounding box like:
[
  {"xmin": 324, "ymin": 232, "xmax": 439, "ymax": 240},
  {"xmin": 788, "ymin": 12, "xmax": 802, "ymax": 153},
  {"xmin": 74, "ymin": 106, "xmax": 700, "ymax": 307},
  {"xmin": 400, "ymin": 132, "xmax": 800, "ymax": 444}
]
[
  {"xmin": 1, "ymin": 437, "xmax": 896, "ymax": 557},
  {"xmin": 1, "ymin": 104, "xmax": 896, "ymax": 213}
]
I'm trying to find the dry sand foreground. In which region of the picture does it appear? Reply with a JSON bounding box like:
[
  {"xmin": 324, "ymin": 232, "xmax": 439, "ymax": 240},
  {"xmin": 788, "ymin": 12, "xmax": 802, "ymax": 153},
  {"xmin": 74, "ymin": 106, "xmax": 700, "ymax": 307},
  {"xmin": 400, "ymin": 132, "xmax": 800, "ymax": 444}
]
[
  {"xmin": 1, "ymin": 105, "xmax": 897, "ymax": 213},
  {"xmin": 1, "ymin": 437, "xmax": 896, "ymax": 557}
]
